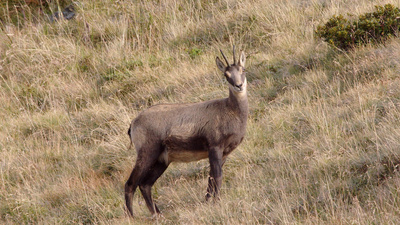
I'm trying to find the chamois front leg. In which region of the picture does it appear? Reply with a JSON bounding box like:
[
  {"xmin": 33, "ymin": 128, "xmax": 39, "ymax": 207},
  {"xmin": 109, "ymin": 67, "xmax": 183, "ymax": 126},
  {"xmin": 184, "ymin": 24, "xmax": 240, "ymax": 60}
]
[{"xmin": 206, "ymin": 147, "xmax": 223, "ymax": 201}]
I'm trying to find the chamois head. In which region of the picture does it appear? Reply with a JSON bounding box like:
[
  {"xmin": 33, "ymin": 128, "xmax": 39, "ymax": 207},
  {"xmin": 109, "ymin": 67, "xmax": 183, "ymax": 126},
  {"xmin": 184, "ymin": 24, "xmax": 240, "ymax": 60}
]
[{"xmin": 216, "ymin": 46, "xmax": 246, "ymax": 93}]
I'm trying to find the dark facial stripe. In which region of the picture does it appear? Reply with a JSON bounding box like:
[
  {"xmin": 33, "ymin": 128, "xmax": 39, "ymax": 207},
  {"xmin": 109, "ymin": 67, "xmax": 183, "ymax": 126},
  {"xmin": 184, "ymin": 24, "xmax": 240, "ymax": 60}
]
[{"xmin": 225, "ymin": 71, "xmax": 246, "ymax": 87}]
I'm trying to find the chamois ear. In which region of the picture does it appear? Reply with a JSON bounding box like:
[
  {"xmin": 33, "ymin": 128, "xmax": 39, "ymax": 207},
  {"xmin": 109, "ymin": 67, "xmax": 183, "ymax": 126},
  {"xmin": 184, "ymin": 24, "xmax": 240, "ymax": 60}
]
[
  {"xmin": 216, "ymin": 56, "xmax": 226, "ymax": 73},
  {"xmin": 238, "ymin": 51, "xmax": 246, "ymax": 68}
]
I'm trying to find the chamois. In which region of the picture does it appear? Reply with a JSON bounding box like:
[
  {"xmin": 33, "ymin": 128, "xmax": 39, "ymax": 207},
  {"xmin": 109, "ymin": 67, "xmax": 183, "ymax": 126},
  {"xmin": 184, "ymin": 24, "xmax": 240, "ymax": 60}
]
[{"xmin": 125, "ymin": 46, "xmax": 248, "ymax": 217}]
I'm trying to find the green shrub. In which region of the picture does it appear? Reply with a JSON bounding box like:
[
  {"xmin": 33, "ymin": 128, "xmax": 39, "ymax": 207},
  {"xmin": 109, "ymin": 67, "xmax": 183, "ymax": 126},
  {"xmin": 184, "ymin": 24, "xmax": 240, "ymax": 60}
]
[
  {"xmin": 188, "ymin": 47, "xmax": 203, "ymax": 59},
  {"xmin": 316, "ymin": 4, "xmax": 400, "ymax": 50}
]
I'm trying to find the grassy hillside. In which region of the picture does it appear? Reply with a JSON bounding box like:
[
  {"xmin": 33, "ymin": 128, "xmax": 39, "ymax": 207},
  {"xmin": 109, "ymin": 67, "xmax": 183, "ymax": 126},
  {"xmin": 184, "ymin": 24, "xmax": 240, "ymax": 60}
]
[{"xmin": 1, "ymin": 0, "xmax": 400, "ymax": 224}]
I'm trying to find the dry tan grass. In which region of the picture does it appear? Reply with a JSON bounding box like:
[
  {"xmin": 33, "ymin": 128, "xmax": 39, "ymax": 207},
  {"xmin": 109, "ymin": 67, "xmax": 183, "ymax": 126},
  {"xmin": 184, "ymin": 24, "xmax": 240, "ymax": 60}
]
[{"xmin": 1, "ymin": 0, "xmax": 400, "ymax": 224}]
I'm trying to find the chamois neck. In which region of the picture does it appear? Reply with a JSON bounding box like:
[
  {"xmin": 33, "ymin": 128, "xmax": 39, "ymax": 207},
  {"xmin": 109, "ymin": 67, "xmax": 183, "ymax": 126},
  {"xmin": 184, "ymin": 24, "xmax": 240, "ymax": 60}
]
[{"xmin": 227, "ymin": 86, "xmax": 248, "ymax": 115}]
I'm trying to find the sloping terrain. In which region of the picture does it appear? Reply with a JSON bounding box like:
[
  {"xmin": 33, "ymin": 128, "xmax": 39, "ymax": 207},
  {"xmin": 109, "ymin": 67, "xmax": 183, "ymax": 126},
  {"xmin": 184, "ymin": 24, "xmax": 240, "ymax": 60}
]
[{"xmin": 1, "ymin": 0, "xmax": 400, "ymax": 224}]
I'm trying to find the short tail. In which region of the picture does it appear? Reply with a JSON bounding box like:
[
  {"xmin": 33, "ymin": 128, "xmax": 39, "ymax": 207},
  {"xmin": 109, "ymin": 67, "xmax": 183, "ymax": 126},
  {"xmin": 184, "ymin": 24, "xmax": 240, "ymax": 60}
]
[{"xmin": 127, "ymin": 126, "xmax": 132, "ymax": 149}]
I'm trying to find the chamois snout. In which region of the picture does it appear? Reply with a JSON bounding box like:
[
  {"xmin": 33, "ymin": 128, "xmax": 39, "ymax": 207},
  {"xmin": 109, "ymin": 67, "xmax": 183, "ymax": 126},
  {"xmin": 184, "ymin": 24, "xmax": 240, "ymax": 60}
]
[{"xmin": 234, "ymin": 82, "xmax": 244, "ymax": 92}]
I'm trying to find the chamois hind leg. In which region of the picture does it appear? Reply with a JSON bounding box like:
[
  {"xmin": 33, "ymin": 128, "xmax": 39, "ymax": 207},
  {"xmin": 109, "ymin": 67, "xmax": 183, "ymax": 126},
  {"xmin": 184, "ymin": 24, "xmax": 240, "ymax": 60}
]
[
  {"xmin": 125, "ymin": 145, "xmax": 161, "ymax": 217},
  {"xmin": 139, "ymin": 161, "xmax": 168, "ymax": 215}
]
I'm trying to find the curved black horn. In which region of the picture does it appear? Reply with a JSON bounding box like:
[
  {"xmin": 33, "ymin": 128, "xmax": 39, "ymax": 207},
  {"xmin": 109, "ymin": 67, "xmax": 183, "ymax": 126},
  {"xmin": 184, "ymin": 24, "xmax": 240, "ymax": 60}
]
[
  {"xmin": 233, "ymin": 45, "xmax": 236, "ymax": 65},
  {"xmin": 220, "ymin": 49, "xmax": 230, "ymax": 66}
]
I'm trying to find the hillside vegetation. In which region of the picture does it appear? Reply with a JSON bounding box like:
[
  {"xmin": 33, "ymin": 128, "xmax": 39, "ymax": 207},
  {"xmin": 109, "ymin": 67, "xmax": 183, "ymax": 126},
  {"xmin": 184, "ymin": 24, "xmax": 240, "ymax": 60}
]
[{"xmin": 1, "ymin": 0, "xmax": 400, "ymax": 224}]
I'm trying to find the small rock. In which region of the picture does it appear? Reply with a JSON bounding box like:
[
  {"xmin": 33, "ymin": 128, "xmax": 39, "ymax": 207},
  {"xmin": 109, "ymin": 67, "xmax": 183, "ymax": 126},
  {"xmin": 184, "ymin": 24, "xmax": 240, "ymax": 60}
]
[{"xmin": 49, "ymin": 4, "xmax": 76, "ymax": 22}]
